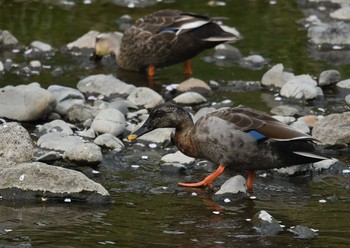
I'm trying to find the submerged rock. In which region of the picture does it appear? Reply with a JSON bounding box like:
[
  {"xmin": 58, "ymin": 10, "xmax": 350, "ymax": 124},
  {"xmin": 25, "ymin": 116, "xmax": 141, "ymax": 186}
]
[
  {"xmin": 0, "ymin": 162, "xmax": 110, "ymax": 203},
  {"xmin": 0, "ymin": 84, "xmax": 56, "ymax": 121},
  {"xmin": 252, "ymin": 210, "xmax": 283, "ymax": 236},
  {"xmin": 288, "ymin": 225, "xmax": 317, "ymax": 239},
  {"xmin": 0, "ymin": 122, "xmax": 34, "ymax": 168}
]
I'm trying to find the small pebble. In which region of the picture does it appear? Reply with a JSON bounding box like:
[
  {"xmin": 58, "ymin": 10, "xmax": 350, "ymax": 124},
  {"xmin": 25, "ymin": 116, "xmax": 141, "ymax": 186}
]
[
  {"xmin": 92, "ymin": 170, "xmax": 100, "ymax": 174},
  {"xmin": 141, "ymin": 155, "xmax": 148, "ymax": 160},
  {"xmin": 149, "ymin": 143, "xmax": 157, "ymax": 148},
  {"xmin": 64, "ymin": 198, "xmax": 72, "ymax": 203},
  {"xmin": 319, "ymin": 199, "xmax": 326, "ymax": 203}
]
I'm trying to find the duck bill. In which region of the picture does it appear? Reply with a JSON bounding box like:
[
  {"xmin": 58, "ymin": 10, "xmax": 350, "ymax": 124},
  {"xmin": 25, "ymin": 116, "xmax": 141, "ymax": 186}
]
[{"xmin": 127, "ymin": 123, "xmax": 153, "ymax": 141}]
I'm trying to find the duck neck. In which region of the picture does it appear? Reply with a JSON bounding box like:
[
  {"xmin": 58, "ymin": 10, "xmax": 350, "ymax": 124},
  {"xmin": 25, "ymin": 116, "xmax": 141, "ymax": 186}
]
[{"xmin": 174, "ymin": 118, "xmax": 198, "ymax": 157}]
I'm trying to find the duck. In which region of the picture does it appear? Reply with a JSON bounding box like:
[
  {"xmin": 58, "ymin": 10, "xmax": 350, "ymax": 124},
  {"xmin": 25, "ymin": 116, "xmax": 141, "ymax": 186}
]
[
  {"xmin": 93, "ymin": 9, "xmax": 240, "ymax": 77},
  {"xmin": 128, "ymin": 103, "xmax": 329, "ymax": 192}
]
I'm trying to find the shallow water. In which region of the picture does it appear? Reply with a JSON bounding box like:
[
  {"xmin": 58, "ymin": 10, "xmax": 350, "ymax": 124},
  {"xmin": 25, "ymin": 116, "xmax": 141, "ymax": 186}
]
[{"xmin": 1, "ymin": 0, "xmax": 350, "ymax": 247}]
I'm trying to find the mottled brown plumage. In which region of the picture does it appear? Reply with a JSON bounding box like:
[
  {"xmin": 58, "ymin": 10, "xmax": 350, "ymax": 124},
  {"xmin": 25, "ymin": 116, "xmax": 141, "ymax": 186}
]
[{"xmin": 128, "ymin": 103, "xmax": 328, "ymax": 191}]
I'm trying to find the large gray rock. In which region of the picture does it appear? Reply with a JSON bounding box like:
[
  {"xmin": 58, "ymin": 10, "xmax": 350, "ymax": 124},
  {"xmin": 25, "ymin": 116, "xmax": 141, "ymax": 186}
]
[
  {"xmin": 63, "ymin": 143, "xmax": 102, "ymax": 165},
  {"xmin": 308, "ymin": 22, "xmax": 350, "ymax": 46},
  {"xmin": 47, "ymin": 85, "xmax": 85, "ymax": 116},
  {"xmin": 0, "ymin": 84, "xmax": 56, "ymax": 121},
  {"xmin": 67, "ymin": 30, "xmax": 100, "ymax": 49},
  {"xmin": 280, "ymin": 75, "xmax": 322, "ymax": 99},
  {"xmin": 37, "ymin": 132, "xmax": 84, "ymax": 152},
  {"xmin": 0, "ymin": 162, "xmax": 110, "ymax": 203},
  {"xmin": 127, "ymin": 87, "xmax": 164, "ymax": 109},
  {"xmin": 0, "ymin": 30, "xmax": 19, "ymax": 46},
  {"xmin": 261, "ymin": 64, "xmax": 295, "ymax": 88},
  {"xmin": 91, "ymin": 108, "xmax": 126, "ymax": 136},
  {"xmin": 0, "ymin": 122, "xmax": 34, "ymax": 168},
  {"xmin": 312, "ymin": 112, "xmax": 350, "ymax": 146},
  {"xmin": 77, "ymin": 74, "xmax": 135, "ymax": 97}
]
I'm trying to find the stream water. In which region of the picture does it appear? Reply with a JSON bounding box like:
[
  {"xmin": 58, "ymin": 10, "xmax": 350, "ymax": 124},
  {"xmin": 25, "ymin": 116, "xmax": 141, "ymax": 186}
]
[{"xmin": 0, "ymin": 0, "xmax": 350, "ymax": 247}]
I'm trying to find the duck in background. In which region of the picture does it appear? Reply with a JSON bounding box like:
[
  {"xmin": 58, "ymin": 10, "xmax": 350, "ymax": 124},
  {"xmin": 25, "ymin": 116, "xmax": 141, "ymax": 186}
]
[
  {"xmin": 93, "ymin": 9, "xmax": 240, "ymax": 77},
  {"xmin": 128, "ymin": 103, "xmax": 330, "ymax": 192}
]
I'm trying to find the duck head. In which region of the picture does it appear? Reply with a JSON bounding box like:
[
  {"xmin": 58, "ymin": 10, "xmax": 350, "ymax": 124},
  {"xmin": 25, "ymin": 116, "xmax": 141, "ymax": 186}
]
[{"xmin": 128, "ymin": 103, "xmax": 193, "ymax": 140}]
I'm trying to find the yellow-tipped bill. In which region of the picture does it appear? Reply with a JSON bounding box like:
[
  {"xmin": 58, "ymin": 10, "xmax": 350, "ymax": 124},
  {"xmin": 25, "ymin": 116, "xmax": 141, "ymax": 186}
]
[{"xmin": 128, "ymin": 134, "xmax": 138, "ymax": 140}]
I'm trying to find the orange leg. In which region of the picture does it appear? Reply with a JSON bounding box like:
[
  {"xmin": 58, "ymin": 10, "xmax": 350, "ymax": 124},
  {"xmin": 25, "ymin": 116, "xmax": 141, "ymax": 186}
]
[
  {"xmin": 148, "ymin": 65, "xmax": 156, "ymax": 77},
  {"xmin": 247, "ymin": 170, "xmax": 255, "ymax": 193},
  {"xmin": 178, "ymin": 165, "xmax": 225, "ymax": 188},
  {"xmin": 184, "ymin": 60, "xmax": 192, "ymax": 76}
]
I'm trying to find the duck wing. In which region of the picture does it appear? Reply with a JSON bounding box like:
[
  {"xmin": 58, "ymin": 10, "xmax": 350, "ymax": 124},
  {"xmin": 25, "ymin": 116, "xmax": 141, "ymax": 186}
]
[{"xmin": 208, "ymin": 106, "xmax": 318, "ymax": 142}]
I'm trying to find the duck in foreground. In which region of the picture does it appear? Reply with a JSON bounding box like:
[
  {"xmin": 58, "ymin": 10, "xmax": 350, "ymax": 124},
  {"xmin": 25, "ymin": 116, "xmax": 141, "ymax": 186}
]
[
  {"xmin": 94, "ymin": 9, "xmax": 240, "ymax": 77},
  {"xmin": 128, "ymin": 103, "xmax": 329, "ymax": 192}
]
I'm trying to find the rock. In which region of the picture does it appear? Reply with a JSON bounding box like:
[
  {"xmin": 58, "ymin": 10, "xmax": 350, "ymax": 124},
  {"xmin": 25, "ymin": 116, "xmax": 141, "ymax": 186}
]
[
  {"xmin": 280, "ymin": 75, "xmax": 322, "ymax": 99},
  {"xmin": 63, "ymin": 143, "xmax": 102, "ymax": 165},
  {"xmin": 274, "ymin": 165, "xmax": 304, "ymax": 176},
  {"xmin": 36, "ymin": 119, "xmax": 74, "ymax": 137},
  {"xmin": 289, "ymin": 121, "xmax": 310, "ymax": 134},
  {"xmin": 47, "ymin": 85, "xmax": 85, "ymax": 116},
  {"xmin": 160, "ymin": 163, "xmax": 187, "ymax": 175},
  {"xmin": 108, "ymin": 98, "xmax": 129, "ymax": 115},
  {"xmin": 0, "ymin": 162, "xmax": 110, "ymax": 203},
  {"xmin": 0, "ymin": 84, "xmax": 56, "ymax": 121},
  {"xmin": 91, "ymin": 108, "xmax": 126, "ymax": 136},
  {"xmin": 0, "ymin": 30, "xmax": 18, "ymax": 46},
  {"xmin": 213, "ymin": 44, "xmax": 242, "ymax": 66},
  {"xmin": 345, "ymin": 94, "xmax": 350, "ymax": 105},
  {"xmin": 66, "ymin": 104, "xmax": 101, "ymax": 123},
  {"xmin": 37, "ymin": 132, "xmax": 84, "ymax": 152},
  {"xmin": 35, "ymin": 151, "xmax": 63, "ymax": 162},
  {"xmin": 67, "ymin": 30, "xmax": 100, "ymax": 49},
  {"xmin": 132, "ymin": 127, "xmax": 173, "ymax": 144},
  {"xmin": 161, "ymin": 151, "xmax": 195, "ymax": 165},
  {"xmin": 272, "ymin": 115, "xmax": 296, "ymax": 124},
  {"xmin": 0, "ymin": 122, "xmax": 34, "ymax": 168},
  {"xmin": 117, "ymin": 14, "xmax": 133, "ymax": 31},
  {"xmin": 318, "ymin": 70, "xmax": 341, "ymax": 86},
  {"xmin": 261, "ymin": 64, "xmax": 295, "ymax": 88},
  {"xmin": 252, "ymin": 210, "xmax": 283, "ymax": 236},
  {"xmin": 330, "ymin": 6, "xmax": 350, "ymax": 20},
  {"xmin": 173, "ymin": 92, "xmax": 207, "ymax": 105},
  {"xmin": 76, "ymin": 128, "xmax": 96, "ymax": 139},
  {"xmin": 127, "ymin": 87, "xmax": 164, "ymax": 109},
  {"xmin": 215, "ymin": 175, "xmax": 247, "ymax": 195},
  {"xmin": 177, "ymin": 78, "xmax": 212, "ymax": 94},
  {"xmin": 31, "ymin": 40, "xmax": 52, "ymax": 52},
  {"xmin": 308, "ymin": 22, "xmax": 350, "ymax": 46},
  {"xmin": 312, "ymin": 159, "xmax": 338, "ymax": 171},
  {"xmin": 29, "ymin": 60, "xmax": 41, "ymax": 68},
  {"xmin": 77, "ymin": 74, "xmax": 136, "ymax": 98},
  {"xmin": 270, "ymin": 105, "xmax": 299, "ymax": 116},
  {"xmin": 94, "ymin": 133, "xmax": 125, "ymax": 151},
  {"xmin": 312, "ymin": 112, "xmax": 350, "ymax": 146},
  {"xmin": 336, "ymin": 79, "xmax": 350, "ymax": 89},
  {"xmin": 240, "ymin": 54, "xmax": 266, "ymax": 70},
  {"xmin": 288, "ymin": 225, "xmax": 317, "ymax": 239}
]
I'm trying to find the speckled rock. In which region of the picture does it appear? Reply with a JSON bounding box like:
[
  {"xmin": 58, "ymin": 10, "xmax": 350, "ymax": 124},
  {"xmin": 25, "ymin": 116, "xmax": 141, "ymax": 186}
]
[
  {"xmin": 127, "ymin": 87, "xmax": 164, "ymax": 109},
  {"xmin": 261, "ymin": 64, "xmax": 295, "ymax": 88},
  {"xmin": 47, "ymin": 85, "xmax": 85, "ymax": 116},
  {"xmin": 161, "ymin": 151, "xmax": 195, "ymax": 165},
  {"xmin": 240, "ymin": 54, "xmax": 266, "ymax": 70},
  {"xmin": 312, "ymin": 112, "xmax": 350, "ymax": 146},
  {"xmin": 0, "ymin": 122, "xmax": 34, "ymax": 168},
  {"xmin": 63, "ymin": 143, "xmax": 102, "ymax": 165},
  {"xmin": 280, "ymin": 75, "xmax": 322, "ymax": 99},
  {"xmin": 77, "ymin": 74, "xmax": 136, "ymax": 97},
  {"xmin": 94, "ymin": 133, "xmax": 125, "ymax": 151},
  {"xmin": 91, "ymin": 108, "xmax": 126, "ymax": 136},
  {"xmin": 173, "ymin": 92, "xmax": 207, "ymax": 105},
  {"xmin": 0, "ymin": 162, "xmax": 110, "ymax": 203},
  {"xmin": 0, "ymin": 83, "xmax": 56, "ymax": 121}
]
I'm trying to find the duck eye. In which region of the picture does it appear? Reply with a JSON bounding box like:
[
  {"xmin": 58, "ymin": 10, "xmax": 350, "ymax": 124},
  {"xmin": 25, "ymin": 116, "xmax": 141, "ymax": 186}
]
[{"xmin": 153, "ymin": 110, "xmax": 164, "ymax": 117}]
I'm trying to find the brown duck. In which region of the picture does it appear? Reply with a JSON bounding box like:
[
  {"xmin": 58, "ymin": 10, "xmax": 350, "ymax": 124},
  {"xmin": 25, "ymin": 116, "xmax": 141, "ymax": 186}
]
[
  {"xmin": 93, "ymin": 9, "xmax": 239, "ymax": 77},
  {"xmin": 128, "ymin": 103, "xmax": 329, "ymax": 192}
]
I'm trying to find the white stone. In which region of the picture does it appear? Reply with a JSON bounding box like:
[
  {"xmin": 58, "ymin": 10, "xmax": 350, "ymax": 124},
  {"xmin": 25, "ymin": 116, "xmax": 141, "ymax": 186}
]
[
  {"xmin": 161, "ymin": 151, "xmax": 195, "ymax": 165},
  {"xmin": 91, "ymin": 108, "xmax": 126, "ymax": 136},
  {"xmin": 173, "ymin": 92, "xmax": 207, "ymax": 105}
]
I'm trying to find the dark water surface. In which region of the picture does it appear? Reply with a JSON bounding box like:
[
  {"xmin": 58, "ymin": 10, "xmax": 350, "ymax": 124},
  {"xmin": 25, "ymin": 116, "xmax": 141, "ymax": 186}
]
[{"xmin": 1, "ymin": 0, "xmax": 350, "ymax": 247}]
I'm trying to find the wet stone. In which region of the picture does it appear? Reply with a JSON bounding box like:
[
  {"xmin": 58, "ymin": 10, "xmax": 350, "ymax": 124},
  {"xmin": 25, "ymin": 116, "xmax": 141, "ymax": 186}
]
[
  {"xmin": 63, "ymin": 143, "xmax": 102, "ymax": 165},
  {"xmin": 91, "ymin": 108, "xmax": 126, "ymax": 136},
  {"xmin": 251, "ymin": 210, "xmax": 283, "ymax": 236},
  {"xmin": 94, "ymin": 133, "xmax": 125, "ymax": 151},
  {"xmin": 288, "ymin": 225, "xmax": 317, "ymax": 239},
  {"xmin": 318, "ymin": 69, "xmax": 341, "ymax": 86}
]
